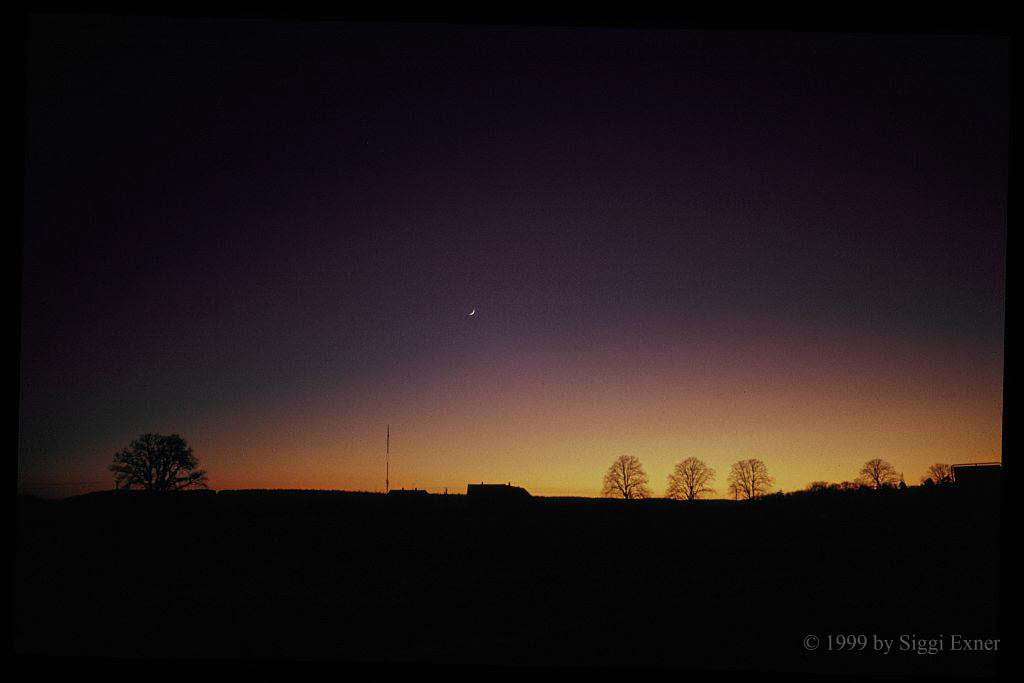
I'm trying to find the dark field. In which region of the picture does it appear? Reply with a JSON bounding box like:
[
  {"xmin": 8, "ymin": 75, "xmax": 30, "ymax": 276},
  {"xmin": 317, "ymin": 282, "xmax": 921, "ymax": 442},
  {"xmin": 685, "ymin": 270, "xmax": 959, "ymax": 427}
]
[{"xmin": 16, "ymin": 488, "xmax": 1000, "ymax": 675}]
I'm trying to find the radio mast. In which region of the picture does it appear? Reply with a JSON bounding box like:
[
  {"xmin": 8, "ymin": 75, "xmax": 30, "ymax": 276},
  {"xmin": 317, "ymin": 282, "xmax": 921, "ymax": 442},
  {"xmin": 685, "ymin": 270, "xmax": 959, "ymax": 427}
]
[{"xmin": 385, "ymin": 424, "xmax": 390, "ymax": 493}]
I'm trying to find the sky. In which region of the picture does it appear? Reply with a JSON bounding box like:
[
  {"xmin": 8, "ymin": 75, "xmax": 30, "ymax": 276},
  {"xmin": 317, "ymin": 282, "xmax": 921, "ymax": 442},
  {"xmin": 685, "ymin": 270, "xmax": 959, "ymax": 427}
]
[{"xmin": 21, "ymin": 19, "xmax": 1006, "ymax": 497}]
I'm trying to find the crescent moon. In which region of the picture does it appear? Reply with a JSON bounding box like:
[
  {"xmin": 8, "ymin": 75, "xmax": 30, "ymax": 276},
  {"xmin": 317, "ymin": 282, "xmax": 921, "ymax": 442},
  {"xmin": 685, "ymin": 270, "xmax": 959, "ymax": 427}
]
[{"xmin": 469, "ymin": 309, "xmax": 475, "ymax": 316}]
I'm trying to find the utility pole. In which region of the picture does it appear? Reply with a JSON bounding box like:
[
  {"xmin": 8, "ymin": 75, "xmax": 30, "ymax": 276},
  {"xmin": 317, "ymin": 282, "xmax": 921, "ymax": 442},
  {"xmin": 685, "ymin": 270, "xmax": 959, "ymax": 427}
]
[{"xmin": 385, "ymin": 424, "xmax": 390, "ymax": 493}]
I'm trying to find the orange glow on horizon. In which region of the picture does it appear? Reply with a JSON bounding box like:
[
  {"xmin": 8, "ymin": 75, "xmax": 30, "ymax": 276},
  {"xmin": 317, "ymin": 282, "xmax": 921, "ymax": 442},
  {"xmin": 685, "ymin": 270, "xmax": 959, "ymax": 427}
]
[{"xmin": 62, "ymin": 322, "xmax": 997, "ymax": 499}]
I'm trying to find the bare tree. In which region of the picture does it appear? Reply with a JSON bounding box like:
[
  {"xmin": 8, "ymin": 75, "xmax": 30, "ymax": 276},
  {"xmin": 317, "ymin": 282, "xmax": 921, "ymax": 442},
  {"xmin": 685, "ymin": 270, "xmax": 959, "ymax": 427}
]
[
  {"xmin": 666, "ymin": 457, "xmax": 716, "ymax": 500},
  {"xmin": 602, "ymin": 455, "xmax": 652, "ymax": 499},
  {"xmin": 726, "ymin": 459, "xmax": 773, "ymax": 500},
  {"xmin": 858, "ymin": 458, "xmax": 900, "ymax": 490},
  {"xmin": 921, "ymin": 463, "xmax": 953, "ymax": 486},
  {"xmin": 110, "ymin": 433, "xmax": 208, "ymax": 491}
]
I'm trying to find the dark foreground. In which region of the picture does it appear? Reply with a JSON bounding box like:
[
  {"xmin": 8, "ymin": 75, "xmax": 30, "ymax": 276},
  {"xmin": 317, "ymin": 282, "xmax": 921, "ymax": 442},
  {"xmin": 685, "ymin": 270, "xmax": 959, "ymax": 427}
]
[{"xmin": 16, "ymin": 487, "xmax": 1000, "ymax": 675}]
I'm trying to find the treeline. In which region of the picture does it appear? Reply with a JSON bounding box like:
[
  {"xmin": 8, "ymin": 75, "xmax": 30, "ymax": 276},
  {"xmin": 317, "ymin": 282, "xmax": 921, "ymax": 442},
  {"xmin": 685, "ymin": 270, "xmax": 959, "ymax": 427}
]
[{"xmin": 601, "ymin": 455, "xmax": 964, "ymax": 500}]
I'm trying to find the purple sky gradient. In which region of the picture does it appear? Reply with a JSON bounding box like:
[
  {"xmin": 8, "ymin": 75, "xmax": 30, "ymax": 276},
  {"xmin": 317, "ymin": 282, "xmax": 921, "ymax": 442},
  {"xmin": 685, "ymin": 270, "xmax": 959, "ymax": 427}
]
[{"xmin": 21, "ymin": 20, "xmax": 1006, "ymax": 495}]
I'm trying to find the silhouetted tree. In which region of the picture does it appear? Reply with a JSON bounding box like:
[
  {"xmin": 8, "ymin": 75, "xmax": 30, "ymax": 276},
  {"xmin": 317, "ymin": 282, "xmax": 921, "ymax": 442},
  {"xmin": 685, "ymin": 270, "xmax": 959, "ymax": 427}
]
[
  {"xmin": 727, "ymin": 459, "xmax": 773, "ymax": 500},
  {"xmin": 602, "ymin": 455, "xmax": 652, "ymax": 499},
  {"xmin": 858, "ymin": 458, "xmax": 900, "ymax": 490},
  {"xmin": 805, "ymin": 481, "xmax": 831, "ymax": 493},
  {"xmin": 921, "ymin": 463, "xmax": 953, "ymax": 486},
  {"xmin": 110, "ymin": 433, "xmax": 208, "ymax": 491},
  {"xmin": 666, "ymin": 457, "xmax": 715, "ymax": 500}
]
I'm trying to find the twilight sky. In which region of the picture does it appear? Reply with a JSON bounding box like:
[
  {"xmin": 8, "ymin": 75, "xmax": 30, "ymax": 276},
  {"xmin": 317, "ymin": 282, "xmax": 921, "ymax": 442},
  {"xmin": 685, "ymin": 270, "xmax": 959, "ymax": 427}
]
[{"xmin": 21, "ymin": 19, "xmax": 1006, "ymax": 496}]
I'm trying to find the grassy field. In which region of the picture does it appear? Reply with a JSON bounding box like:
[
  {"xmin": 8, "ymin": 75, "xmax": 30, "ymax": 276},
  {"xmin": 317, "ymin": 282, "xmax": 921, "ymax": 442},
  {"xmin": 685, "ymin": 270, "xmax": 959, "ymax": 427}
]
[{"xmin": 16, "ymin": 487, "xmax": 1000, "ymax": 674}]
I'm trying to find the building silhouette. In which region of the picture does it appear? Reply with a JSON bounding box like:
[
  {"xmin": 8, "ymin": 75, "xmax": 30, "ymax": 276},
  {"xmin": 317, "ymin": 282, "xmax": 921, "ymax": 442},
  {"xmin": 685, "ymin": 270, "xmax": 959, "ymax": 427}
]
[
  {"xmin": 950, "ymin": 462, "xmax": 1001, "ymax": 492},
  {"xmin": 466, "ymin": 483, "xmax": 531, "ymax": 500}
]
